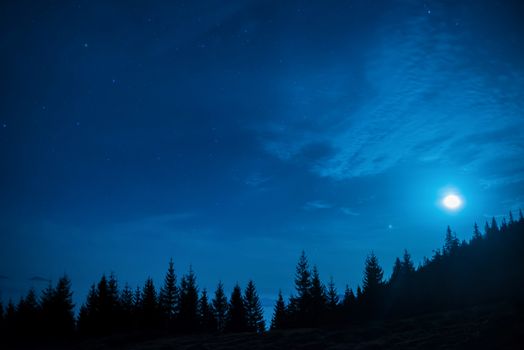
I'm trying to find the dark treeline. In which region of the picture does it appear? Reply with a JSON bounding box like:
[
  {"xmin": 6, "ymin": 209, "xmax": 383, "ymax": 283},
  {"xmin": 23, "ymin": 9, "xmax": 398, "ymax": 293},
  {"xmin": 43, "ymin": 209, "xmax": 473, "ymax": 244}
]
[
  {"xmin": 270, "ymin": 210, "xmax": 524, "ymax": 329},
  {"xmin": 1, "ymin": 210, "xmax": 523, "ymax": 345}
]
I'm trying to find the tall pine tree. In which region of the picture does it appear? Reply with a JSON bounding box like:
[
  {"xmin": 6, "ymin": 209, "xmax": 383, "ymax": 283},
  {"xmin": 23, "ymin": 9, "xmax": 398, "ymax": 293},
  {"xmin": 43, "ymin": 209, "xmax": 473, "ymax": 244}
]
[
  {"xmin": 178, "ymin": 267, "xmax": 199, "ymax": 333},
  {"xmin": 212, "ymin": 281, "xmax": 228, "ymax": 333},
  {"xmin": 140, "ymin": 277, "xmax": 160, "ymax": 329},
  {"xmin": 244, "ymin": 280, "xmax": 265, "ymax": 333},
  {"xmin": 270, "ymin": 290, "xmax": 287, "ymax": 330},
  {"xmin": 159, "ymin": 258, "xmax": 178, "ymax": 327},
  {"xmin": 226, "ymin": 284, "xmax": 248, "ymax": 333},
  {"xmin": 40, "ymin": 275, "xmax": 75, "ymax": 337},
  {"xmin": 198, "ymin": 289, "xmax": 216, "ymax": 332}
]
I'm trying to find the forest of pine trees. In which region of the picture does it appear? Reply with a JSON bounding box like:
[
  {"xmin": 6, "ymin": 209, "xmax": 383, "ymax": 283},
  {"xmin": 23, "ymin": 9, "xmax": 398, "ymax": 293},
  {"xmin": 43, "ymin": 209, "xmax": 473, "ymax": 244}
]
[{"xmin": 1, "ymin": 210, "xmax": 523, "ymax": 345}]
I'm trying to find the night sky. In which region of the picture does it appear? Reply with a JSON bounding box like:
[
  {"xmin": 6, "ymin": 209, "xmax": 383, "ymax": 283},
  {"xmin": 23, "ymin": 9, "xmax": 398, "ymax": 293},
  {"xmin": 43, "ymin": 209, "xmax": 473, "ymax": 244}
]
[{"xmin": 1, "ymin": 0, "xmax": 524, "ymax": 316}]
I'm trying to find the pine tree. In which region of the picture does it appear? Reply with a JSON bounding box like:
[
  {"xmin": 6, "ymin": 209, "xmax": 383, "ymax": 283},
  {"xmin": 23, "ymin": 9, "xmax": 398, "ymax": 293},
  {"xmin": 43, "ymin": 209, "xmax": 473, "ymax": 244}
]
[
  {"xmin": 390, "ymin": 257, "xmax": 403, "ymax": 284},
  {"xmin": 289, "ymin": 251, "xmax": 311, "ymax": 323},
  {"xmin": 270, "ymin": 290, "xmax": 286, "ymax": 330},
  {"xmin": 107, "ymin": 273, "xmax": 121, "ymax": 332},
  {"xmin": 244, "ymin": 280, "xmax": 265, "ymax": 333},
  {"xmin": 402, "ymin": 250, "xmax": 415, "ymax": 273},
  {"xmin": 356, "ymin": 286, "xmax": 363, "ymax": 300},
  {"xmin": 178, "ymin": 266, "xmax": 199, "ymax": 333},
  {"xmin": 326, "ymin": 277, "xmax": 339, "ymax": 309},
  {"xmin": 198, "ymin": 289, "xmax": 216, "ymax": 332},
  {"xmin": 81, "ymin": 274, "xmax": 120, "ymax": 334},
  {"xmin": 519, "ymin": 209, "xmax": 524, "ymax": 223},
  {"xmin": 362, "ymin": 253, "xmax": 384, "ymax": 315},
  {"xmin": 141, "ymin": 277, "xmax": 159, "ymax": 329},
  {"xmin": 16, "ymin": 288, "xmax": 40, "ymax": 336},
  {"xmin": 159, "ymin": 258, "xmax": 178, "ymax": 326},
  {"xmin": 443, "ymin": 226, "xmax": 459, "ymax": 255},
  {"xmin": 40, "ymin": 275, "xmax": 75, "ymax": 337},
  {"xmin": 508, "ymin": 211, "xmax": 515, "ymax": 225},
  {"xmin": 6, "ymin": 300, "xmax": 16, "ymax": 333},
  {"xmin": 226, "ymin": 284, "xmax": 248, "ymax": 333},
  {"xmin": 472, "ymin": 222, "xmax": 482, "ymax": 241},
  {"xmin": 212, "ymin": 281, "xmax": 228, "ymax": 332},
  {"xmin": 120, "ymin": 283, "xmax": 135, "ymax": 330},
  {"xmin": 491, "ymin": 217, "xmax": 499, "ymax": 235},
  {"xmin": 363, "ymin": 252, "xmax": 384, "ymax": 295},
  {"xmin": 77, "ymin": 284, "xmax": 97, "ymax": 334},
  {"xmin": 134, "ymin": 285, "xmax": 142, "ymax": 310},
  {"xmin": 500, "ymin": 218, "xmax": 508, "ymax": 232},
  {"xmin": 342, "ymin": 285, "xmax": 355, "ymax": 308},
  {"xmin": 309, "ymin": 265, "xmax": 327, "ymax": 325}
]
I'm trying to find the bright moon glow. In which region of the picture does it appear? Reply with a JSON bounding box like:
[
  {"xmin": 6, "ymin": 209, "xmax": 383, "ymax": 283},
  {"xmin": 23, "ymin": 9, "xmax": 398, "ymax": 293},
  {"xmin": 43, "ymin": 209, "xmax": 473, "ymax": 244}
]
[{"xmin": 443, "ymin": 194, "xmax": 462, "ymax": 210}]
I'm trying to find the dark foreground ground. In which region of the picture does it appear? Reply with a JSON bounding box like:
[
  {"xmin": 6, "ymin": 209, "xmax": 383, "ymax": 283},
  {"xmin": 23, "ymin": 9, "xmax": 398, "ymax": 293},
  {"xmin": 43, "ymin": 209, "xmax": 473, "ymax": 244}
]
[{"xmin": 11, "ymin": 302, "xmax": 524, "ymax": 350}]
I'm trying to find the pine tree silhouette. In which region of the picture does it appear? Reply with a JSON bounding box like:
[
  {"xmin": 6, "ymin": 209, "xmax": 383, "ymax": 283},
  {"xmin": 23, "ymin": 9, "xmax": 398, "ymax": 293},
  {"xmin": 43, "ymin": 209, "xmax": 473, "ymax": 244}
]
[
  {"xmin": 178, "ymin": 267, "xmax": 199, "ymax": 333},
  {"xmin": 244, "ymin": 280, "xmax": 265, "ymax": 333},
  {"xmin": 361, "ymin": 252, "xmax": 384, "ymax": 316},
  {"xmin": 78, "ymin": 284, "xmax": 97, "ymax": 334},
  {"xmin": 309, "ymin": 265, "xmax": 327, "ymax": 326},
  {"xmin": 140, "ymin": 277, "xmax": 160, "ymax": 329},
  {"xmin": 40, "ymin": 275, "xmax": 75, "ymax": 337},
  {"xmin": 107, "ymin": 273, "xmax": 121, "ymax": 333},
  {"xmin": 270, "ymin": 290, "xmax": 287, "ymax": 330},
  {"xmin": 472, "ymin": 222, "xmax": 482, "ymax": 242},
  {"xmin": 443, "ymin": 226, "xmax": 459, "ymax": 255},
  {"xmin": 363, "ymin": 252, "xmax": 384, "ymax": 295},
  {"xmin": 500, "ymin": 218, "xmax": 508, "ymax": 232},
  {"xmin": 16, "ymin": 288, "xmax": 41, "ymax": 337},
  {"xmin": 326, "ymin": 277, "xmax": 339, "ymax": 309},
  {"xmin": 120, "ymin": 283, "xmax": 135, "ymax": 331},
  {"xmin": 491, "ymin": 217, "xmax": 499, "ymax": 236},
  {"xmin": 390, "ymin": 257, "xmax": 403, "ymax": 284},
  {"xmin": 226, "ymin": 284, "xmax": 248, "ymax": 333},
  {"xmin": 159, "ymin": 258, "xmax": 178, "ymax": 330},
  {"xmin": 342, "ymin": 285, "xmax": 355, "ymax": 309},
  {"xmin": 402, "ymin": 250, "xmax": 415, "ymax": 274},
  {"xmin": 289, "ymin": 251, "xmax": 312, "ymax": 326},
  {"xmin": 5, "ymin": 300, "xmax": 15, "ymax": 334},
  {"xmin": 356, "ymin": 286, "xmax": 363, "ymax": 300},
  {"xmin": 16, "ymin": 288, "xmax": 40, "ymax": 337},
  {"xmin": 79, "ymin": 274, "xmax": 121, "ymax": 335},
  {"xmin": 134, "ymin": 285, "xmax": 142, "ymax": 310},
  {"xmin": 198, "ymin": 289, "xmax": 216, "ymax": 332},
  {"xmin": 212, "ymin": 281, "xmax": 228, "ymax": 333}
]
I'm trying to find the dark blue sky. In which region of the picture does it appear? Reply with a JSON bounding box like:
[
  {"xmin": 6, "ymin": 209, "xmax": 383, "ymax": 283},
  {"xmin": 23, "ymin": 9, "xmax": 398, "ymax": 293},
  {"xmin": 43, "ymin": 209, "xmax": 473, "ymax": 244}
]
[{"xmin": 1, "ymin": 0, "xmax": 524, "ymax": 314}]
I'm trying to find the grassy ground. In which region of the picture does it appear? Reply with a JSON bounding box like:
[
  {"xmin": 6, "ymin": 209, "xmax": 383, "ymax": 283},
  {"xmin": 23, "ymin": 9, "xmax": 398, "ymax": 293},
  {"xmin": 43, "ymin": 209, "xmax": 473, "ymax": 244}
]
[{"xmin": 9, "ymin": 302, "xmax": 524, "ymax": 349}]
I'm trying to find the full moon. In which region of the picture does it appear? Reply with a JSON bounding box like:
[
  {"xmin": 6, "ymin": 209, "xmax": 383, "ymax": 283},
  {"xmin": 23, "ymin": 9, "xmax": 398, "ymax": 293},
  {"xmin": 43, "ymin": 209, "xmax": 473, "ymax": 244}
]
[{"xmin": 443, "ymin": 194, "xmax": 462, "ymax": 210}]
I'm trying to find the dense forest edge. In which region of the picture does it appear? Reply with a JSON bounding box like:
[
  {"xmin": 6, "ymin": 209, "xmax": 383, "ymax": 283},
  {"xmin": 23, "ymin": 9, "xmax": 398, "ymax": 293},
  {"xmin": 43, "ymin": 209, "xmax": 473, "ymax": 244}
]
[{"xmin": 1, "ymin": 210, "xmax": 524, "ymax": 348}]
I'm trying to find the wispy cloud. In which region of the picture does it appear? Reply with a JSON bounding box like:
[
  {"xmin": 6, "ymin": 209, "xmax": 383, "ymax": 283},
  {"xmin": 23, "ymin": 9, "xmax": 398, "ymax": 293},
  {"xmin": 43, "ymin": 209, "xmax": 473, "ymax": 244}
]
[
  {"xmin": 244, "ymin": 173, "xmax": 271, "ymax": 188},
  {"xmin": 260, "ymin": 8, "xmax": 524, "ymax": 181},
  {"xmin": 29, "ymin": 276, "xmax": 51, "ymax": 283},
  {"xmin": 303, "ymin": 200, "xmax": 332, "ymax": 211},
  {"xmin": 340, "ymin": 207, "xmax": 360, "ymax": 216}
]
